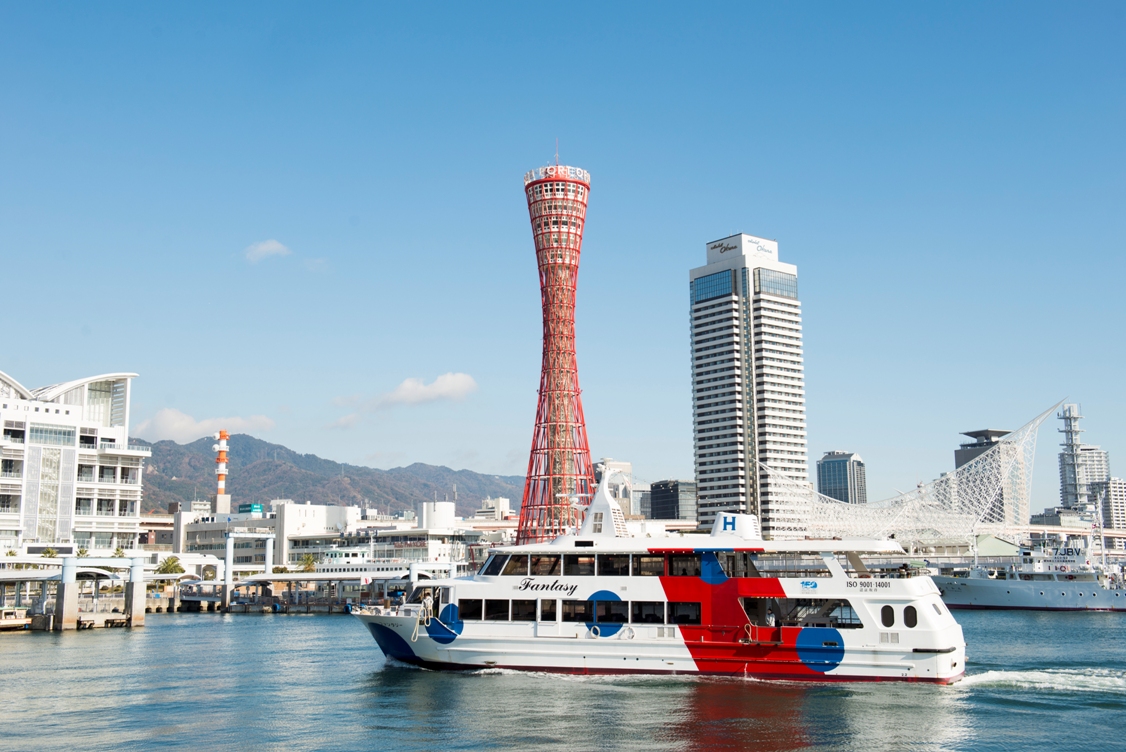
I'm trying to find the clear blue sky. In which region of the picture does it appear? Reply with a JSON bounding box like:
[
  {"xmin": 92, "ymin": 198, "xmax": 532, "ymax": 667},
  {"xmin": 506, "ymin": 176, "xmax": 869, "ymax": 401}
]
[{"xmin": 2, "ymin": 3, "xmax": 1123, "ymax": 510}]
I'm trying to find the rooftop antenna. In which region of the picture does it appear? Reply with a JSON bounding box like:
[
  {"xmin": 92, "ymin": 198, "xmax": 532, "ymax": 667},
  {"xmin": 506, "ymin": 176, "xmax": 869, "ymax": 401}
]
[{"xmin": 555, "ymin": 138, "xmax": 559, "ymax": 166}]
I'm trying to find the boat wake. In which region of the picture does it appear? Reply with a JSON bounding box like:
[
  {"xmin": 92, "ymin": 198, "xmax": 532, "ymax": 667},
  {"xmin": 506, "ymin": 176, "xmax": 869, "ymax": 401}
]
[{"xmin": 959, "ymin": 668, "xmax": 1126, "ymax": 695}]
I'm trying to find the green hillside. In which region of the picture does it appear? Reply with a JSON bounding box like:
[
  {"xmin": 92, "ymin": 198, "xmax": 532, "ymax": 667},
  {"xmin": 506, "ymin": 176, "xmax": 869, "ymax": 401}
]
[{"xmin": 136, "ymin": 434, "xmax": 524, "ymax": 517}]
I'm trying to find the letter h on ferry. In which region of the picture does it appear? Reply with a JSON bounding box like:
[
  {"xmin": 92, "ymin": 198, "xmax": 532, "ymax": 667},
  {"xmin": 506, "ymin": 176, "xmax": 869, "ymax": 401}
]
[{"xmin": 722, "ymin": 516, "xmax": 736, "ymax": 532}]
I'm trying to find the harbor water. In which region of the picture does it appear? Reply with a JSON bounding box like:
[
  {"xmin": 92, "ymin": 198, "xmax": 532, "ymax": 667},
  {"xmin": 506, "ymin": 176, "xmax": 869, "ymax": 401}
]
[{"xmin": 5, "ymin": 610, "xmax": 1125, "ymax": 751}]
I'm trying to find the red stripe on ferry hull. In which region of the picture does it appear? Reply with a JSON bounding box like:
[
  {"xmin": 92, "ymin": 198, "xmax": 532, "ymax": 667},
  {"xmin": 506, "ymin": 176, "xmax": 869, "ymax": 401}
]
[{"xmin": 657, "ymin": 574, "xmax": 833, "ymax": 679}]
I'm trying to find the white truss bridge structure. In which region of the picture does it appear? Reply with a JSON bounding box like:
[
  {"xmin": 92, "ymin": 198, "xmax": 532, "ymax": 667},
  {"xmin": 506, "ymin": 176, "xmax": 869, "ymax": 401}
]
[{"xmin": 759, "ymin": 402, "xmax": 1063, "ymax": 548}]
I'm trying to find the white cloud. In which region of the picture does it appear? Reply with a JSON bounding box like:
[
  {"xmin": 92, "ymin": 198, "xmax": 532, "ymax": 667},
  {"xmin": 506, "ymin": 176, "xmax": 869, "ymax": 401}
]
[
  {"xmin": 326, "ymin": 413, "xmax": 361, "ymax": 430},
  {"xmin": 134, "ymin": 408, "xmax": 276, "ymax": 444},
  {"xmin": 376, "ymin": 372, "xmax": 478, "ymax": 407},
  {"xmin": 327, "ymin": 373, "xmax": 478, "ymax": 429},
  {"xmin": 244, "ymin": 239, "xmax": 292, "ymax": 263}
]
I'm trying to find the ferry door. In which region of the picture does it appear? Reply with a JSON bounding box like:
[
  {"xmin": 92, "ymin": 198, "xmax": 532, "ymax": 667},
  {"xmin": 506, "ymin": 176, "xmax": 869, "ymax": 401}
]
[{"xmin": 741, "ymin": 597, "xmax": 782, "ymax": 644}]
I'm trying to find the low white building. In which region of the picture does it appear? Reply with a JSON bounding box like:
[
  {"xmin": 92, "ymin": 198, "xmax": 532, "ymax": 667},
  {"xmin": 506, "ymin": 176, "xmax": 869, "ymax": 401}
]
[{"xmin": 1, "ymin": 370, "xmax": 149, "ymax": 555}]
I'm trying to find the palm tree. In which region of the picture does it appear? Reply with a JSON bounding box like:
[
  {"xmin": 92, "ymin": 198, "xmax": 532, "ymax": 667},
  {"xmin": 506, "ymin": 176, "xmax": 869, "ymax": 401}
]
[
  {"xmin": 272, "ymin": 566, "xmax": 290, "ymax": 574},
  {"xmin": 155, "ymin": 556, "xmax": 185, "ymax": 576},
  {"xmin": 77, "ymin": 548, "xmax": 89, "ymax": 558},
  {"xmin": 299, "ymin": 553, "xmax": 317, "ymax": 573},
  {"xmin": 42, "ymin": 547, "xmax": 58, "ymax": 558},
  {"xmin": 112, "ymin": 547, "xmax": 125, "ymax": 558}
]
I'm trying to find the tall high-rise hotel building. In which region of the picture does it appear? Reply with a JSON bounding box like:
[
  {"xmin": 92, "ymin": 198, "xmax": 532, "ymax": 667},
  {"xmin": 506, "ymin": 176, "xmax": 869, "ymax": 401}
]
[{"xmin": 689, "ymin": 233, "xmax": 807, "ymax": 538}]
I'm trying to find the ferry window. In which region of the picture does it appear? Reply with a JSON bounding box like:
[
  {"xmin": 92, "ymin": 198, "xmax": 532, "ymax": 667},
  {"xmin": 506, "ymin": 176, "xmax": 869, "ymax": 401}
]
[
  {"xmin": 595, "ymin": 600, "xmax": 629, "ymax": 623},
  {"xmin": 530, "ymin": 555, "xmax": 561, "ymax": 576},
  {"xmin": 459, "ymin": 599, "xmax": 483, "ymax": 620},
  {"xmin": 439, "ymin": 587, "xmax": 450, "ymax": 606},
  {"xmin": 485, "ymin": 600, "xmax": 510, "ymax": 621},
  {"xmin": 718, "ymin": 553, "xmax": 758, "ymax": 578},
  {"xmin": 932, "ymin": 602, "xmax": 943, "ymax": 616},
  {"xmin": 904, "ymin": 605, "xmax": 918, "ymax": 628},
  {"xmin": 753, "ymin": 554, "xmax": 831, "ymax": 578},
  {"xmin": 540, "ymin": 599, "xmax": 557, "ymax": 622},
  {"xmin": 827, "ymin": 600, "xmax": 864, "ymax": 629},
  {"xmin": 598, "ymin": 555, "xmax": 630, "ymax": 576},
  {"xmin": 631, "ymin": 601, "xmax": 665, "ymax": 624},
  {"xmin": 562, "ymin": 600, "xmax": 593, "ymax": 622},
  {"xmin": 668, "ymin": 602, "xmax": 701, "ymax": 625},
  {"xmin": 481, "ymin": 555, "xmax": 508, "ymax": 577},
  {"xmin": 669, "ymin": 555, "xmax": 701, "ymax": 577},
  {"xmin": 512, "ymin": 600, "xmax": 537, "ymax": 621},
  {"xmin": 632, "ymin": 555, "xmax": 664, "ymax": 576},
  {"xmin": 563, "ymin": 554, "xmax": 595, "ymax": 576},
  {"xmin": 502, "ymin": 555, "xmax": 529, "ymax": 576},
  {"xmin": 881, "ymin": 605, "xmax": 895, "ymax": 627}
]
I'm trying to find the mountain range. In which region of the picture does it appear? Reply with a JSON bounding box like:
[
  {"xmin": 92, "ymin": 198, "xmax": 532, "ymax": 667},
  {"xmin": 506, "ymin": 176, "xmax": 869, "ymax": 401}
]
[{"xmin": 135, "ymin": 434, "xmax": 524, "ymax": 517}]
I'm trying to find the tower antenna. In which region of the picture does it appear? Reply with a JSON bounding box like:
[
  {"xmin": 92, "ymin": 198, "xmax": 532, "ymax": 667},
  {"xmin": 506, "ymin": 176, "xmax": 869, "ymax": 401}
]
[{"xmin": 555, "ymin": 138, "xmax": 559, "ymax": 166}]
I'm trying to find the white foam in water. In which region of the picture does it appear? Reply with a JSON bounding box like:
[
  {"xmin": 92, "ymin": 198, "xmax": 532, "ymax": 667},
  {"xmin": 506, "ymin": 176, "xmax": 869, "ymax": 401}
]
[{"xmin": 959, "ymin": 668, "xmax": 1126, "ymax": 694}]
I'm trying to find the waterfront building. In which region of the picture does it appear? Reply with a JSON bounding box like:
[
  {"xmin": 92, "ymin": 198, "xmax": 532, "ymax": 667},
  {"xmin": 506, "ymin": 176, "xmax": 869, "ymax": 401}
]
[
  {"xmin": 595, "ymin": 458, "xmax": 635, "ymax": 515},
  {"xmin": 472, "ymin": 496, "xmax": 513, "ymax": 521},
  {"xmin": 689, "ymin": 233, "xmax": 808, "ymax": 537},
  {"xmin": 816, "ymin": 451, "xmax": 867, "ymax": 505},
  {"xmin": 632, "ymin": 482, "xmax": 651, "ymax": 519},
  {"xmin": 1057, "ymin": 404, "xmax": 1110, "ymax": 514},
  {"xmin": 649, "ymin": 479, "xmax": 697, "ymax": 523},
  {"xmin": 0, "ymin": 370, "xmax": 149, "ymax": 555}
]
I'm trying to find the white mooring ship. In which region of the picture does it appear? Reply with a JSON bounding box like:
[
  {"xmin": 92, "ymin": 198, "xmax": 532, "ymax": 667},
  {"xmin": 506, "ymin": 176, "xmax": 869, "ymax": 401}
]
[
  {"xmin": 353, "ymin": 476, "xmax": 965, "ymax": 682},
  {"xmin": 934, "ymin": 545, "xmax": 1126, "ymax": 611}
]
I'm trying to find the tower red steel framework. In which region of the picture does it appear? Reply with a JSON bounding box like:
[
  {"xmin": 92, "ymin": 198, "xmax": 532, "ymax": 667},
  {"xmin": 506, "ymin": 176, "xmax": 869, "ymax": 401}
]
[{"xmin": 516, "ymin": 164, "xmax": 595, "ymax": 544}]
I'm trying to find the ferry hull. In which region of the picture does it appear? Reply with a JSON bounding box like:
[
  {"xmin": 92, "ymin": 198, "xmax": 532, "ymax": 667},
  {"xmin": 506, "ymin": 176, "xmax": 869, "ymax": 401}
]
[
  {"xmin": 354, "ymin": 612, "xmax": 965, "ymax": 684},
  {"xmin": 935, "ymin": 576, "xmax": 1126, "ymax": 612}
]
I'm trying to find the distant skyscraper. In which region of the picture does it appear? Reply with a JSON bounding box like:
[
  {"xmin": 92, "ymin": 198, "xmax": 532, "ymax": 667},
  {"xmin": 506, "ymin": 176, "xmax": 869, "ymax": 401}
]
[
  {"xmin": 954, "ymin": 429, "xmax": 1011, "ymax": 469},
  {"xmin": 650, "ymin": 480, "xmax": 697, "ymax": 522},
  {"xmin": 816, "ymin": 451, "xmax": 867, "ymax": 505},
  {"xmin": 1058, "ymin": 404, "xmax": 1109, "ymax": 513},
  {"xmin": 1091, "ymin": 478, "xmax": 1126, "ymax": 548},
  {"xmin": 689, "ymin": 233, "xmax": 807, "ymax": 538}
]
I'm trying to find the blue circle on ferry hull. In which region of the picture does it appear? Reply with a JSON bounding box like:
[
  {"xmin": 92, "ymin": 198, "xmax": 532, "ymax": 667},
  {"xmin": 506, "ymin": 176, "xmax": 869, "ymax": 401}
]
[
  {"xmin": 795, "ymin": 627, "xmax": 845, "ymax": 672},
  {"xmin": 587, "ymin": 590, "xmax": 624, "ymax": 637},
  {"xmin": 427, "ymin": 603, "xmax": 464, "ymax": 644},
  {"xmin": 367, "ymin": 621, "xmax": 418, "ymax": 662}
]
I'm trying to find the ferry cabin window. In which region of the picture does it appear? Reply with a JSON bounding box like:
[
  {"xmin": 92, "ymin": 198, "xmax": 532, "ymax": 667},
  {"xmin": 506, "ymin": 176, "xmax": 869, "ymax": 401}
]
[
  {"xmin": 881, "ymin": 605, "xmax": 895, "ymax": 627},
  {"xmin": 512, "ymin": 600, "xmax": 537, "ymax": 621},
  {"xmin": 598, "ymin": 554, "xmax": 630, "ymax": 576},
  {"xmin": 718, "ymin": 553, "xmax": 759, "ymax": 578},
  {"xmin": 530, "ymin": 555, "xmax": 561, "ymax": 576},
  {"xmin": 595, "ymin": 599, "xmax": 629, "ymax": 623},
  {"xmin": 502, "ymin": 555, "xmax": 529, "ymax": 576},
  {"xmin": 668, "ymin": 602, "xmax": 702, "ymax": 625},
  {"xmin": 932, "ymin": 602, "xmax": 943, "ymax": 616},
  {"xmin": 459, "ymin": 599, "xmax": 483, "ymax": 620},
  {"xmin": 481, "ymin": 555, "xmax": 508, "ymax": 577},
  {"xmin": 904, "ymin": 605, "xmax": 918, "ymax": 628},
  {"xmin": 485, "ymin": 600, "xmax": 510, "ymax": 621},
  {"xmin": 752, "ymin": 554, "xmax": 831, "ymax": 578},
  {"xmin": 540, "ymin": 599, "xmax": 558, "ymax": 622},
  {"xmin": 632, "ymin": 555, "xmax": 665, "ymax": 576},
  {"xmin": 562, "ymin": 600, "xmax": 593, "ymax": 622},
  {"xmin": 632, "ymin": 601, "xmax": 665, "ymax": 624},
  {"xmin": 563, "ymin": 554, "xmax": 595, "ymax": 576},
  {"xmin": 669, "ymin": 555, "xmax": 701, "ymax": 577},
  {"xmin": 439, "ymin": 587, "xmax": 450, "ymax": 606}
]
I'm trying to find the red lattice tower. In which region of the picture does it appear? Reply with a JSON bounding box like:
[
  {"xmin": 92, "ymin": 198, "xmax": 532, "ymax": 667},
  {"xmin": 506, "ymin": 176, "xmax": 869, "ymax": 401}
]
[{"xmin": 516, "ymin": 164, "xmax": 595, "ymax": 544}]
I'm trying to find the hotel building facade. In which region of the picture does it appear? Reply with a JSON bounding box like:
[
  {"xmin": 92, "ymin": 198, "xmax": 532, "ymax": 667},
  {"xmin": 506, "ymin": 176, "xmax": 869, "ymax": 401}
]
[
  {"xmin": 0, "ymin": 370, "xmax": 149, "ymax": 554},
  {"xmin": 689, "ymin": 234, "xmax": 808, "ymax": 537}
]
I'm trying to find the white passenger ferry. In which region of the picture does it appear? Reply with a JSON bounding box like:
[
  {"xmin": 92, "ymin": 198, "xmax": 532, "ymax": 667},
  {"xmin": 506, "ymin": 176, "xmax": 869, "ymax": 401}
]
[
  {"xmin": 354, "ymin": 478, "xmax": 965, "ymax": 682},
  {"xmin": 935, "ymin": 546, "xmax": 1126, "ymax": 612}
]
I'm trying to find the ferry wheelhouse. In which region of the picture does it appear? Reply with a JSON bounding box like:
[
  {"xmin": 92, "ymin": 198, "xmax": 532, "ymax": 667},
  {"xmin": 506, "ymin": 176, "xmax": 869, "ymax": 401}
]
[{"xmin": 354, "ymin": 480, "xmax": 965, "ymax": 683}]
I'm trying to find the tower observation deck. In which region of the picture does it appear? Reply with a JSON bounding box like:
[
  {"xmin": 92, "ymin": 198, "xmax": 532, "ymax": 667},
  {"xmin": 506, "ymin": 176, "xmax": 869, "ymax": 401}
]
[{"xmin": 516, "ymin": 164, "xmax": 595, "ymax": 544}]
